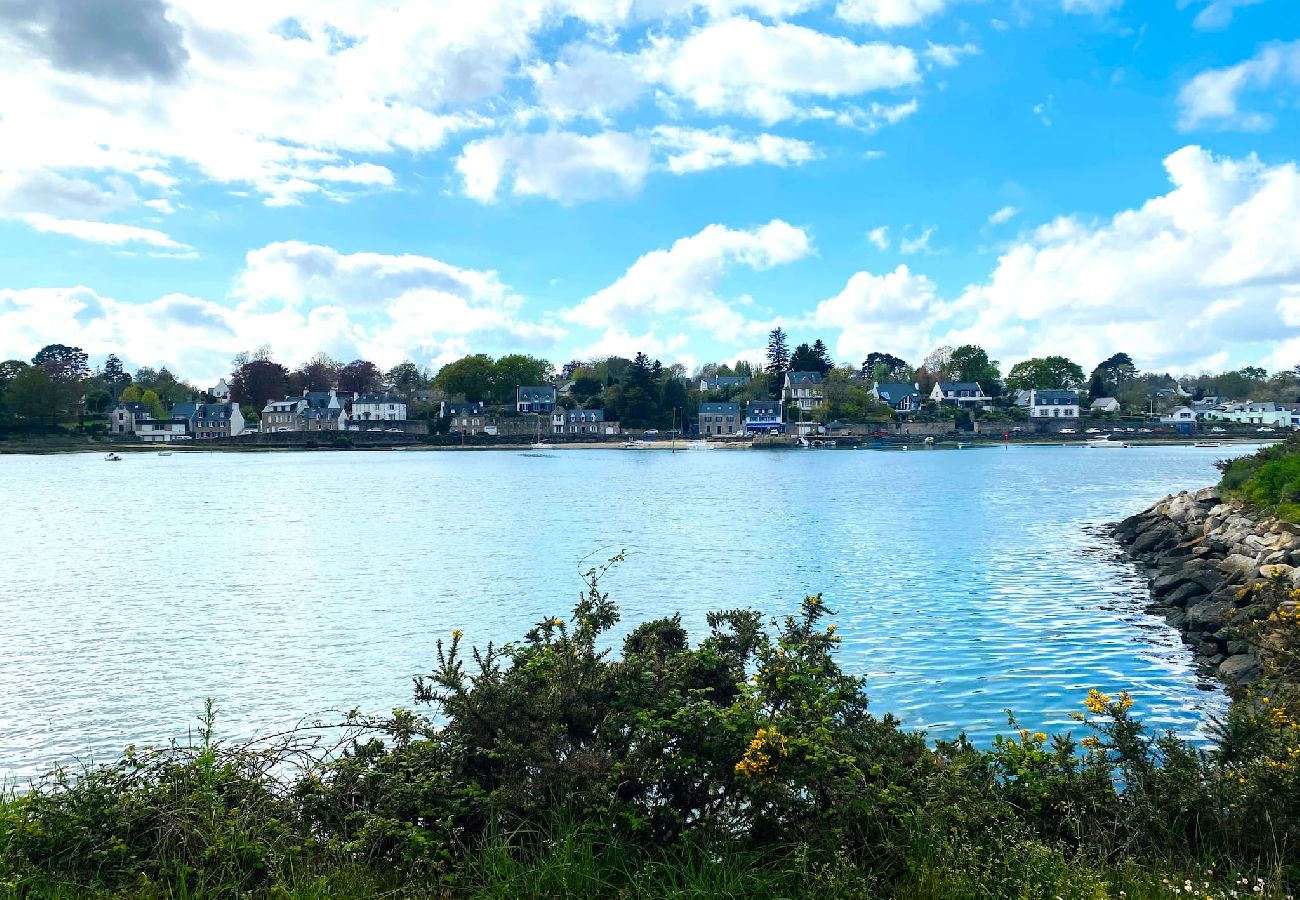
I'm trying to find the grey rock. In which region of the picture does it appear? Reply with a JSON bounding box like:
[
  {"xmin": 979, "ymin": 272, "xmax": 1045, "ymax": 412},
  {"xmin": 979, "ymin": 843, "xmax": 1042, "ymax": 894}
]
[
  {"xmin": 1163, "ymin": 608, "xmax": 1187, "ymax": 629},
  {"xmin": 1218, "ymin": 554, "xmax": 1260, "ymax": 583},
  {"xmin": 1164, "ymin": 582, "xmax": 1204, "ymax": 607},
  {"xmin": 1187, "ymin": 599, "xmax": 1233, "ymax": 630},
  {"xmin": 1193, "ymin": 486, "xmax": 1221, "ymax": 503},
  {"xmin": 1219, "ymin": 654, "xmax": 1261, "ymax": 683}
]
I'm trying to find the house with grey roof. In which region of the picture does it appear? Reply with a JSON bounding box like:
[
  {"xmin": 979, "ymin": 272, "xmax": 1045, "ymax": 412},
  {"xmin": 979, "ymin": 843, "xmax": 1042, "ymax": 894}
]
[
  {"xmin": 193, "ymin": 402, "xmax": 245, "ymax": 440},
  {"xmin": 1090, "ymin": 397, "xmax": 1120, "ymax": 414},
  {"xmin": 442, "ymin": 401, "xmax": 487, "ymax": 435},
  {"xmin": 783, "ymin": 371, "xmax": 825, "ymax": 413},
  {"xmin": 744, "ymin": 400, "xmax": 783, "ymax": 434},
  {"xmin": 108, "ymin": 402, "xmax": 153, "ymax": 436},
  {"xmin": 698, "ymin": 375, "xmax": 751, "ymax": 393},
  {"xmin": 516, "ymin": 385, "xmax": 557, "ymax": 413},
  {"xmin": 352, "ymin": 391, "xmax": 406, "ymax": 423},
  {"xmin": 930, "ymin": 381, "xmax": 990, "ymax": 407},
  {"xmin": 699, "ymin": 402, "xmax": 742, "ymax": 436},
  {"xmin": 552, "ymin": 408, "xmax": 619, "ymax": 435},
  {"xmin": 872, "ymin": 383, "xmax": 920, "ymax": 414},
  {"xmin": 1028, "ymin": 389, "xmax": 1080, "ymax": 419},
  {"xmin": 134, "ymin": 417, "xmax": 190, "ymax": 442}
]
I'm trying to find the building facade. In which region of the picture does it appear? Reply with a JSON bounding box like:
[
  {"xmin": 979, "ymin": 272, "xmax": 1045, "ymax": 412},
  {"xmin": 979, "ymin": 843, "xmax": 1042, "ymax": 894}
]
[
  {"xmin": 783, "ymin": 372, "xmax": 826, "ymax": 413},
  {"xmin": 699, "ymin": 402, "xmax": 742, "ymax": 436},
  {"xmin": 744, "ymin": 400, "xmax": 783, "ymax": 434},
  {"xmin": 872, "ymin": 383, "xmax": 921, "ymax": 413},
  {"xmin": 352, "ymin": 392, "xmax": 408, "ymax": 422},
  {"xmin": 442, "ymin": 401, "xmax": 487, "ymax": 435},
  {"xmin": 193, "ymin": 402, "xmax": 245, "ymax": 440},
  {"xmin": 516, "ymin": 386, "xmax": 557, "ymax": 413},
  {"xmin": 1028, "ymin": 389, "xmax": 1080, "ymax": 419},
  {"xmin": 931, "ymin": 382, "xmax": 990, "ymax": 407},
  {"xmin": 552, "ymin": 408, "xmax": 619, "ymax": 435}
]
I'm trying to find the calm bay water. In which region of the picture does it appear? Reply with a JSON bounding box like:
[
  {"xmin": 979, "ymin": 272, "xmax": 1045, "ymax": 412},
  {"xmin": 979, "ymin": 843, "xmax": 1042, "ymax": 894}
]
[{"xmin": 0, "ymin": 444, "xmax": 1263, "ymax": 777}]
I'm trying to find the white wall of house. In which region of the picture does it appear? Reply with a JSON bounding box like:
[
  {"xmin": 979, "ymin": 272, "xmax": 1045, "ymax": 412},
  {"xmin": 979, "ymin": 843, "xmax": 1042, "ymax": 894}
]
[{"xmin": 353, "ymin": 398, "xmax": 407, "ymax": 421}]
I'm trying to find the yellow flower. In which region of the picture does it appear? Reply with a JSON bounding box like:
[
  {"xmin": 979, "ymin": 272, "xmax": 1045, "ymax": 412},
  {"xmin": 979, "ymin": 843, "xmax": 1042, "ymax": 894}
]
[
  {"xmin": 451, "ymin": 629, "xmax": 463, "ymax": 640},
  {"xmin": 1084, "ymin": 689, "xmax": 1111, "ymax": 715},
  {"xmin": 1117, "ymin": 691, "xmax": 1134, "ymax": 712},
  {"xmin": 1033, "ymin": 732, "xmax": 1048, "ymax": 744}
]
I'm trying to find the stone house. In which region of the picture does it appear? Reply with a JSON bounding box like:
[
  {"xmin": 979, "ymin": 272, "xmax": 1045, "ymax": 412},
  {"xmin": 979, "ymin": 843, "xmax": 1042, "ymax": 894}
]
[
  {"xmin": 783, "ymin": 372, "xmax": 825, "ymax": 413},
  {"xmin": 699, "ymin": 402, "xmax": 741, "ymax": 436},
  {"xmin": 516, "ymin": 386, "xmax": 557, "ymax": 413}
]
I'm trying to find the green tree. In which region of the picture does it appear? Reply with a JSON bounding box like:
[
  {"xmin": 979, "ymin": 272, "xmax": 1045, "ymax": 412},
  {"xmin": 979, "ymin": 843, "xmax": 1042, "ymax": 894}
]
[
  {"xmin": 435, "ymin": 354, "xmax": 496, "ymax": 402},
  {"xmin": 119, "ymin": 385, "xmax": 142, "ymax": 403},
  {"xmin": 1088, "ymin": 352, "xmax": 1136, "ymax": 400},
  {"xmin": 101, "ymin": 354, "xmax": 129, "ymax": 396},
  {"xmin": 861, "ymin": 352, "xmax": 909, "ymax": 381},
  {"xmin": 766, "ymin": 327, "xmax": 790, "ymax": 399},
  {"xmin": 492, "ymin": 354, "xmax": 552, "ymax": 405},
  {"xmin": 949, "ymin": 344, "xmax": 1002, "ymax": 396},
  {"xmin": 140, "ymin": 389, "xmax": 166, "ymax": 419},
  {"xmin": 619, "ymin": 352, "xmax": 660, "ymax": 429},
  {"xmin": 5, "ymin": 365, "xmax": 59, "ymax": 425},
  {"xmin": 1004, "ymin": 356, "xmax": 1086, "ymax": 393},
  {"xmin": 790, "ymin": 341, "xmax": 833, "ymax": 376},
  {"xmin": 291, "ymin": 354, "xmax": 341, "ymax": 394},
  {"xmin": 0, "ymin": 359, "xmax": 29, "ymax": 394},
  {"xmin": 385, "ymin": 361, "xmax": 426, "ymax": 395}
]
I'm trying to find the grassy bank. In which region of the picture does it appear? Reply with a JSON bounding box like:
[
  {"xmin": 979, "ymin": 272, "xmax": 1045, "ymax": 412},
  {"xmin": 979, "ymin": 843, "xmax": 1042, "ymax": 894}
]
[
  {"xmin": 1219, "ymin": 434, "xmax": 1300, "ymax": 522},
  {"xmin": 4, "ymin": 558, "xmax": 1300, "ymax": 898}
]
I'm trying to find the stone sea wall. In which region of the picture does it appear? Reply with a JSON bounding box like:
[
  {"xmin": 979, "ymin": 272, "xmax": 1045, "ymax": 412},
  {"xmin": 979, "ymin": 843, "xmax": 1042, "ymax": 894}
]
[{"xmin": 1114, "ymin": 487, "xmax": 1300, "ymax": 687}]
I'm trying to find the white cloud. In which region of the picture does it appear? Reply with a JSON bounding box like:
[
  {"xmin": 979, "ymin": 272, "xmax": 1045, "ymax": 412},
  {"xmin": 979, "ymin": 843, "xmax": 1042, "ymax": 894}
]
[
  {"xmin": 19, "ymin": 214, "xmax": 187, "ymax": 249},
  {"xmin": 644, "ymin": 17, "xmax": 919, "ymax": 123},
  {"xmin": 456, "ymin": 126, "xmax": 817, "ymax": 202},
  {"xmin": 900, "ymin": 226, "xmax": 935, "ymax": 254},
  {"xmin": 565, "ymin": 219, "xmax": 811, "ymax": 341},
  {"xmin": 814, "ymin": 265, "xmax": 941, "ymax": 364},
  {"xmin": 1181, "ymin": 0, "xmax": 1266, "ymax": 30},
  {"xmin": 1060, "ymin": 0, "xmax": 1124, "ymax": 12},
  {"xmin": 457, "ymin": 131, "xmax": 653, "ymax": 203},
  {"xmin": 834, "ymin": 0, "xmax": 949, "ymax": 28},
  {"xmin": 924, "ymin": 41, "xmax": 979, "ymax": 68},
  {"xmin": 528, "ymin": 44, "xmax": 647, "ymax": 122},
  {"xmin": 942, "ymin": 145, "xmax": 1300, "ymax": 371},
  {"xmin": 987, "ymin": 205, "xmax": 1020, "ymax": 226},
  {"xmin": 1178, "ymin": 40, "xmax": 1300, "ymax": 132},
  {"xmin": 651, "ymin": 126, "xmax": 819, "ymax": 173},
  {"xmin": 867, "ymin": 225, "xmax": 890, "ymax": 249}
]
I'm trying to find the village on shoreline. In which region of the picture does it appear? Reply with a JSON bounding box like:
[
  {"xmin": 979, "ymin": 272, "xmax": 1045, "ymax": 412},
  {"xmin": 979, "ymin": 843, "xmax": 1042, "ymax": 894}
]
[{"xmin": 1, "ymin": 332, "xmax": 1296, "ymax": 452}]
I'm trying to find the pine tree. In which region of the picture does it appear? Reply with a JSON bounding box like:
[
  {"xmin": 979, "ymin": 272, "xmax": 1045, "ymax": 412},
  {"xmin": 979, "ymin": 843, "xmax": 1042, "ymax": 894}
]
[{"xmin": 766, "ymin": 327, "xmax": 790, "ymax": 399}]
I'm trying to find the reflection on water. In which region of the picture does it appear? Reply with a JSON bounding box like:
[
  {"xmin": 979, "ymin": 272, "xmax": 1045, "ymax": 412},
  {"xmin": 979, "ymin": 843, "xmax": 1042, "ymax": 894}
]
[{"xmin": 0, "ymin": 443, "xmax": 1261, "ymax": 776}]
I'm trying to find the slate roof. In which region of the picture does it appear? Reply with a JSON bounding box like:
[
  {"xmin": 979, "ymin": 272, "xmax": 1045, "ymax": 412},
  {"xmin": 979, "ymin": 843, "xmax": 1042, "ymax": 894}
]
[
  {"xmin": 560, "ymin": 408, "xmax": 606, "ymax": 423},
  {"xmin": 170, "ymin": 402, "xmax": 199, "ymax": 421},
  {"xmin": 699, "ymin": 402, "xmax": 741, "ymax": 414},
  {"xmin": 747, "ymin": 400, "xmax": 781, "ymax": 415},
  {"xmin": 874, "ymin": 383, "xmax": 919, "ymax": 403},
  {"xmin": 937, "ymin": 382, "xmax": 984, "ymax": 393},
  {"xmin": 114, "ymin": 402, "xmax": 152, "ymax": 415},
  {"xmin": 354, "ymin": 392, "xmax": 404, "ymax": 405},
  {"xmin": 1030, "ymin": 389, "xmax": 1079, "ymax": 404},
  {"xmin": 701, "ymin": 375, "xmax": 751, "ymax": 390},
  {"xmin": 195, "ymin": 403, "xmax": 234, "ymax": 424},
  {"xmin": 786, "ymin": 371, "xmax": 824, "ymax": 385},
  {"xmin": 442, "ymin": 402, "xmax": 484, "ymax": 416},
  {"xmin": 516, "ymin": 386, "xmax": 557, "ymax": 403}
]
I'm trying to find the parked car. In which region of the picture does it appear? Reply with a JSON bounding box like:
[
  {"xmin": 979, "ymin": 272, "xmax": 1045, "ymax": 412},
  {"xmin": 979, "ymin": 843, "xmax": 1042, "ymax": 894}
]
[
  {"xmin": 1257, "ymin": 426, "xmax": 1275, "ymax": 432},
  {"xmin": 1125, "ymin": 427, "xmax": 1136, "ymax": 433},
  {"xmin": 1210, "ymin": 426, "xmax": 1226, "ymax": 433},
  {"xmin": 1060, "ymin": 428, "xmax": 1076, "ymax": 434},
  {"xmin": 1139, "ymin": 428, "xmax": 1153, "ymax": 433},
  {"xmin": 1085, "ymin": 428, "xmax": 1101, "ymax": 434}
]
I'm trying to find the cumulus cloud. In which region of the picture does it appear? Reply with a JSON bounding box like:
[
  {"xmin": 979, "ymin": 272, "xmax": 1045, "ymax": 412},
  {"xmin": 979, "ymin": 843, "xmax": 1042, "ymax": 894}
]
[
  {"xmin": 0, "ymin": 0, "xmax": 189, "ymax": 81},
  {"xmin": 644, "ymin": 17, "xmax": 919, "ymax": 123},
  {"xmin": 943, "ymin": 145, "xmax": 1300, "ymax": 371},
  {"xmin": 456, "ymin": 126, "xmax": 817, "ymax": 202},
  {"xmin": 834, "ymin": 0, "xmax": 949, "ymax": 28},
  {"xmin": 866, "ymin": 226, "xmax": 890, "ymax": 249},
  {"xmin": 564, "ymin": 220, "xmax": 812, "ymax": 342},
  {"xmin": 457, "ymin": 131, "xmax": 653, "ymax": 203},
  {"xmin": 814, "ymin": 265, "xmax": 942, "ymax": 363},
  {"xmin": 899, "ymin": 226, "xmax": 935, "ymax": 254},
  {"xmin": 1180, "ymin": 0, "xmax": 1267, "ymax": 30},
  {"xmin": 1178, "ymin": 40, "xmax": 1300, "ymax": 132},
  {"xmin": 987, "ymin": 205, "xmax": 1020, "ymax": 226},
  {"xmin": 1060, "ymin": 0, "xmax": 1124, "ymax": 12},
  {"xmin": 651, "ymin": 126, "xmax": 819, "ymax": 173}
]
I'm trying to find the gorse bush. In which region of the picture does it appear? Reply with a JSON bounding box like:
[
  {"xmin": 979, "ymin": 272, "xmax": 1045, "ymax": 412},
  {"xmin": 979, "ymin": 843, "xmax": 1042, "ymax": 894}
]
[
  {"xmin": 1220, "ymin": 434, "xmax": 1300, "ymax": 521},
  {"xmin": 4, "ymin": 562, "xmax": 1300, "ymax": 897}
]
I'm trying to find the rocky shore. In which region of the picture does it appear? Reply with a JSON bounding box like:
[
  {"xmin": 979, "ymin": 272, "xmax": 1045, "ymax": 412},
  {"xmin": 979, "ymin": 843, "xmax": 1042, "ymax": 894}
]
[{"xmin": 1114, "ymin": 487, "xmax": 1300, "ymax": 688}]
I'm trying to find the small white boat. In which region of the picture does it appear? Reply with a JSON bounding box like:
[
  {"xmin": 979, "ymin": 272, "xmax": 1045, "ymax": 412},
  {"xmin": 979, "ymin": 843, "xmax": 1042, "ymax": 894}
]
[
  {"xmin": 530, "ymin": 441, "xmax": 551, "ymax": 450},
  {"xmin": 157, "ymin": 450, "xmax": 173, "ymax": 457},
  {"xmin": 104, "ymin": 452, "xmax": 122, "ymax": 461},
  {"xmin": 687, "ymin": 440, "xmax": 715, "ymax": 450},
  {"xmin": 1194, "ymin": 441, "xmax": 1221, "ymax": 448},
  {"xmin": 1086, "ymin": 436, "xmax": 1129, "ymax": 448}
]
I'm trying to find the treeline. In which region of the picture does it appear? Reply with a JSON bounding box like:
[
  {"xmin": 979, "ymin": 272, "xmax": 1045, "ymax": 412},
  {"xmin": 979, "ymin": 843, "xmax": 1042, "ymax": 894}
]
[{"xmin": 3, "ymin": 334, "xmax": 1298, "ymax": 435}]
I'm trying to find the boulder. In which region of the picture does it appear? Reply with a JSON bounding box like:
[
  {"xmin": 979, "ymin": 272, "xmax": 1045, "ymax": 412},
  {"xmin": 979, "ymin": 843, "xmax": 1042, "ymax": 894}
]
[
  {"xmin": 1193, "ymin": 486, "xmax": 1222, "ymax": 504},
  {"xmin": 1132, "ymin": 527, "xmax": 1176, "ymax": 555},
  {"xmin": 1163, "ymin": 608, "xmax": 1188, "ymax": 629},
  {"xmin": 1186, "ymin": 599, "xmax": 1233, "ymax": 631},
  {"xmin": 1218, "ymin": 554, "xmax": 1260, "ymax": 583},
  {"xmin": 1261, "ymin": 563, "xmax": 1295, "ymax": 580},
  {"xmin": 1164, "ymin": 581, "xmax": 1204, "ymax": 607},
  {"xmin": 1219, "ymin": 654, "xmax": 1261, "ymax": 683}
]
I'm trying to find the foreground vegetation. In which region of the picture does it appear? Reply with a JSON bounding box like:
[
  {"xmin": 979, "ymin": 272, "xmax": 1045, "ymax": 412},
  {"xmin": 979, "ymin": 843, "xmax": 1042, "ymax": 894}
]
[
  {"xmin": 4, "ymin": 557, "xmax": 1300, "ymax": 898},
  {"xmin": 1220, "ymin": 433, "xmax": 1300, "ymax": 522}
]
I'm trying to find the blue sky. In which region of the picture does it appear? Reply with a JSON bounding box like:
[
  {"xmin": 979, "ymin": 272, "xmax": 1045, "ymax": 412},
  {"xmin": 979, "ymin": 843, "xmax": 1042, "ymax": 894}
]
[{"xmin": 0, "ymin": 0, "xmax": 1297, "ymax": 385}]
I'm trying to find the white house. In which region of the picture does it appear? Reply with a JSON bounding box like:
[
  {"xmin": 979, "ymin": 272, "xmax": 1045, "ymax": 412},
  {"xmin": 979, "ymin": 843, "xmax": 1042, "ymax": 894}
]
[
  {"xmin": 930, "ymin": 382, "xmax": 990, "ymax": 407},
  {"xmin": 352, "ymin": 391, "xmax": 408, "ymax": 422},
  {"xmin": 552, "ymin": 408, "xmax": 619, "ymax": 435},
  {"xmin": 1090, "ymin": 397, "xmax": 1120, "ymax": 414},
  {"xmin": 210, "ymin": 378, "xmax": 230, "ymax": 400},
  {"xmin": 1160, "ymin": 407, "xmax": 1199, "ymax": 428},
  {"xmin": 1201, "ymin": 402, "xmax": 1300, "ymax": 428},
  {"xmin": 783, "ymin": 371, "xmax": 825, "ymax": 413},
  {"xmin": 134, "ymin": 418, "xmax": 189, "ymax": 442},
  {"xmin": 1028, "ymin": 389, "xmax": 1080, "ymax": 419}
]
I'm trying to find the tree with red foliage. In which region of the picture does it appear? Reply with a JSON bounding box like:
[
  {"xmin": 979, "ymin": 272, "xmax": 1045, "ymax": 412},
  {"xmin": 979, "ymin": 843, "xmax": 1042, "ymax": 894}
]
[
  {"xmin": 337, "ymin": 359, "xmax": 382, "ymax": 395},
  {"xmin": 230, "ymin": 359, "xmax": 289, "ymax": 411}
]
